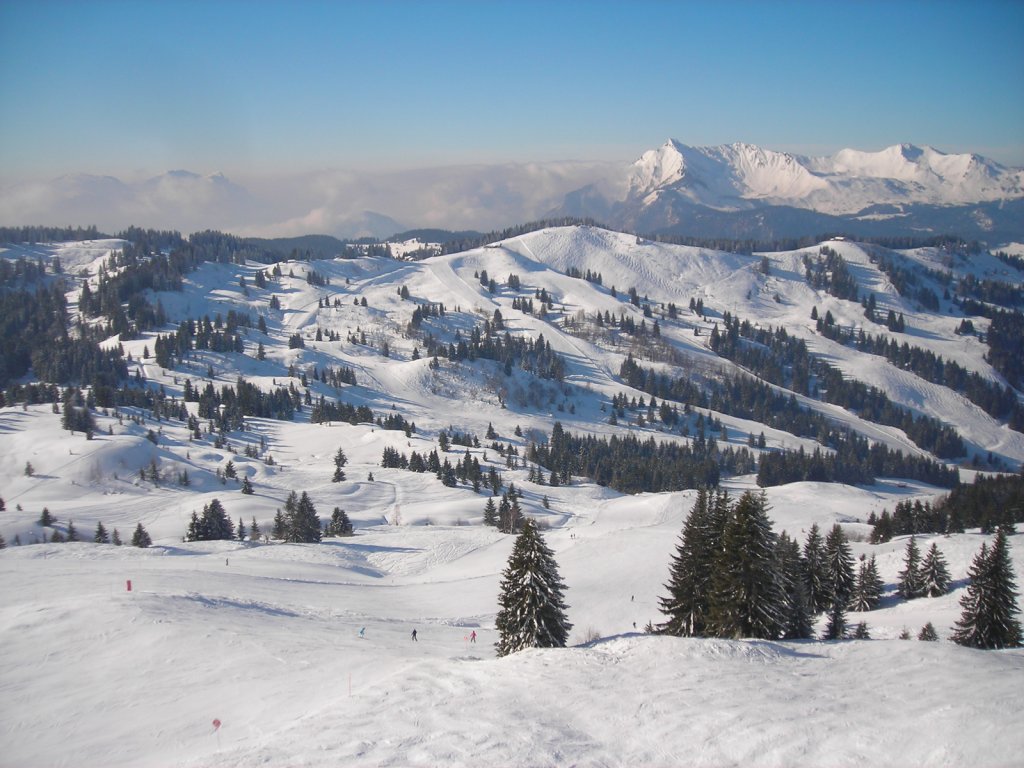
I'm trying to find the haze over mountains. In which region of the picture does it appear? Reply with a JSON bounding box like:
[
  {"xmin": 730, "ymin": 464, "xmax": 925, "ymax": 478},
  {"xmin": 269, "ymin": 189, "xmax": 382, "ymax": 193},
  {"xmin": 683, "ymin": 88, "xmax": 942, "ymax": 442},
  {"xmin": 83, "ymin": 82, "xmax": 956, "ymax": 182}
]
[{"xmin": 3, "ymin": 140, "xmax": 1023, "ymax": 242}]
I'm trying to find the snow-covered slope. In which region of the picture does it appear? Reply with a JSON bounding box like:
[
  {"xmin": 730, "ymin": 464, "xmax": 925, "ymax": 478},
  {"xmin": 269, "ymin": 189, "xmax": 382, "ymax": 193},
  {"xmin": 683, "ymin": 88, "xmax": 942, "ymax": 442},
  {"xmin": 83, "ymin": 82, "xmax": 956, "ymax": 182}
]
[{"xmin": 2, "ymin": 225, "xmax": 1023, "ymax": 766}]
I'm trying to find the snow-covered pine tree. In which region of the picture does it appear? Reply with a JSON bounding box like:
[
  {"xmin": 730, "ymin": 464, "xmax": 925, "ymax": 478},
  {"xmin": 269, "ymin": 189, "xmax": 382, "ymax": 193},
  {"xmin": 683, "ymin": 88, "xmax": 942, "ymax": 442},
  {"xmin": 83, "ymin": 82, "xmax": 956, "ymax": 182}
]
[
  {"xmin": 897, "ymin": 536, "xmax": 926, "ymax": 599},
  {"xmin": 706, "ymin": 491, "xmax": 786, "ymax": 640},
  {"xmin": 852, "ymin": 553, "xmax": 884, "ymax": 612},
  {"xmin": 111, "ymin": 528, "xmax": 122, "ymax": 546},
  {"xmin": 250, "ymin": 517, "xmax": 261, "ymax": 540},
  {"xmin": 272, "ymin": 508, "xmax": 285, "ymax": 539},
  {"xmin": 823, "ymin": 524, "xmax": 855, "ymax": 610},
  {"xmin": 775, "ymin": 531, "xmax": 814, "ymax": 639},
  {"xmin": 237, "ymin": 517, "xmax": 247, "ymax": 541},
  {"xmin": 495, "ymin": 518, "xmax": 571, "ymax": 657},
  {"xmin": 94, "ymin": 522, "xmax": 109, "ymax": 544},
  {"xmin": 131, "ymin": 523, "xmax": 152, "ymax": 548},
  {"xmin": 920, "ymin": 542, "xmax": 951, "ymax": 597},
  {"xmin": 66, "ymin": 520, "xmax": 79, "ymax": 542},
  {"xmin": 658, "ymin": 490, "xmax": 728, "ymax": 637},
  {"xmin": 240, "ymin": 476, "xmax": 254, "ymax": 494},
  {"xmin": 802, "ymin": 523, "xmax": 829, "ymax": 614},
  {"xmin": 951, "ymin": 531, "xmax": 1023, "ymax": 649},
  {"xmin": 918, "ymin": 622, "xmax": 938, "ymax": 641}
]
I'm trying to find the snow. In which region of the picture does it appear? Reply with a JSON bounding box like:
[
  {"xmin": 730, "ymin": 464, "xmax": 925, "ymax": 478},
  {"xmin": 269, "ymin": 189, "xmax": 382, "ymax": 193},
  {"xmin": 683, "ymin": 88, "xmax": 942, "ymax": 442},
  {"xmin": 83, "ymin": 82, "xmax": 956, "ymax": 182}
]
[
  {"xmin": 625, "ymin": 140, "xmax": 1024, "ymax": 215},
  {"xmin": 2, "ymin": 225, "xmax": 1024, "ymax": 766}
]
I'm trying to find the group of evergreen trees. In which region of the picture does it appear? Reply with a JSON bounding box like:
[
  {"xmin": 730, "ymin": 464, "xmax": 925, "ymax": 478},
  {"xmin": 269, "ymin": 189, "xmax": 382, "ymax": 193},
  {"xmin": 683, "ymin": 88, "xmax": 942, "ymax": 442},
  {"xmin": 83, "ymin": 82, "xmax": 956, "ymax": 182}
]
[{"xmin": 657, "ymin": 492, "xmax": 891, "ymax": 642}]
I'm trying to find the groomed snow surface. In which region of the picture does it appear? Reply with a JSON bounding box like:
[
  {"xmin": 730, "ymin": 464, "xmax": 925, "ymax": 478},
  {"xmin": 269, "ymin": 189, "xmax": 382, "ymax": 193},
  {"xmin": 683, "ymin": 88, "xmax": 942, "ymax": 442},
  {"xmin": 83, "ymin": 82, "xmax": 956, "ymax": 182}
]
[{"xmin": 2, "ymin": 227, "xmax": 1024, "ymax": 766}]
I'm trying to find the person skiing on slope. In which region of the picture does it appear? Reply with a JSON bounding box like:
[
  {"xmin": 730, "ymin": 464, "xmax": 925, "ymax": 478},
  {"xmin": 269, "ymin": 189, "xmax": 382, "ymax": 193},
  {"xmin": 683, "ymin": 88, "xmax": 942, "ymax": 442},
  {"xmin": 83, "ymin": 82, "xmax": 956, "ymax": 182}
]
[
  {"xmin": 470, "ymin": 630, "xmax": 477, "ymax": 643},
  {"xmin": 359, "ymin": 627, "xmax": 365, "ymax": 638},
  {"xmin": 411, "ymin": 629, "xmax": 418, "ymax": 641}
]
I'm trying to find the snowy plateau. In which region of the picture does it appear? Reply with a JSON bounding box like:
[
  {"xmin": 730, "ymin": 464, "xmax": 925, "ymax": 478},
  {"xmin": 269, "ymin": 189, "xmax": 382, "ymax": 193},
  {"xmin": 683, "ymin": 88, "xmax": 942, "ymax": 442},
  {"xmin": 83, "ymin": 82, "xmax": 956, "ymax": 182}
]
[{"xmin": 2, "ymin": 226, "xmax": 1024, "ymax": 767}]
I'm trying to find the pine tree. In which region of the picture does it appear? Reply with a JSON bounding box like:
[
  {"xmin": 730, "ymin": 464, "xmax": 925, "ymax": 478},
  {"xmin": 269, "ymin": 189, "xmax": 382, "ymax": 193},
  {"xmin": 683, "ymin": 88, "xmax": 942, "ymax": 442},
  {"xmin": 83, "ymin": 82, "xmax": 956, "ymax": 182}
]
[
  {"xmin": 852, "ymin": 554, "xmax": 884, "ymax": 612},
  {"xmin": 707, "ymin": 491, "xmax": 786, "ymax": 640},
  {"xmin": 495, "ymin": 518, "xmax": 571, "ymax": 656},
  {"xmin": 852, "ymin": 621, "xmax": 871, "ymax": 639},
  {"xmin": 237, "ymin": 517, "xmax": 247, "ymax": 541},
  {"xmin": 918, "ymin": 622, "xmax": 938, "ymax": 641},
  {"xmin": 131, "ymin": 523, "xmax": 152, "ymax": 548},
  {"xmin": 250, "ymin": 517, "xmax": 261, "ymax": 541},
  {"xmin": 822, "ymin": 596, "xmax": 848, "ymax": 640},
  {"xmin": 802, "ymin": 523, "xmax": 829, "ymax": 613},
  {"xmin": 483, "ymin": 497, "xmax": 499, "ymax": 527},
  {"xmin": 775, "ymin": 531, "xmax": 814, "ymax": 639},
  {"xmin": 112, "ymin": 528, "xmax": 122, "ymax": 546},
  {"xmin": 66, "ymin": 520, "xmax": 79, "ymax": 542},
  {"xmin": 332, "ymin": 447, "xmax": 348, "ymax": 482},
  {"xmin": 284, "ymin": 491, "xmax": 321, "ymax": 543},
  {"xmin": 658, "ymin": 490, "xmax": 727, "ymax": 637},
  {"xmin": 823, "ymin": 524, "xmax": 855, "ymax": 610},
  {"xmin": 920, "ymin": 542, "xmax": 951, "ymax": 597},
  {"xmin": 38, "ymin": 507, "xmax": 54, "ymax": 527},
  {"xmin": 951, "ymin": 531, "xmax": 1022, "ymax": 649},
  {"xmin": 272, "ymin": 508, "xmax": 285, "ymax": 539},
  {"xmin": 898, "ymin": 536, "xmax": 926, "ymax": 600},
  {"xmin": 240, "ymin": 476, "xmax": 254, "ymax": 494},
  {"xmin": 94, "ymin": 522, "xmax": 109, "ymax": 544},
  {"xmin": 326, "ymin": 507, "xmax": 353, "ymax": 536},
  {"xmin": 0, "ymin": 532, "xmax": 5, "ymax": 549}
]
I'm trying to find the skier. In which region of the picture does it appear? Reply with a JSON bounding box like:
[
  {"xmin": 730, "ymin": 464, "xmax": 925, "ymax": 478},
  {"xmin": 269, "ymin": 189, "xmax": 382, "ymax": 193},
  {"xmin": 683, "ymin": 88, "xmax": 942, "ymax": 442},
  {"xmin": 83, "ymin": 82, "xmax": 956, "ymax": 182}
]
[
  {"xmin": 470, "ymin": 630, "xmax": 477, "ymax": 643},
  {"xmin": 359, "ymin": 627, "xmax": 365, "ymax": 638},
  {"xmin": 411, "ymin": 629, "xmax": 418, "ymax": 642}
]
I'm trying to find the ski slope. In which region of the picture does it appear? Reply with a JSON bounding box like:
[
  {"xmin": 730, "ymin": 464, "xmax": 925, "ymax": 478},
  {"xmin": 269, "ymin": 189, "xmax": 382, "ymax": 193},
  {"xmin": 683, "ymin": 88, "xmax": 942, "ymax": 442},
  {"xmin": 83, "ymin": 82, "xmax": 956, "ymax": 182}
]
[{"xmin": 2, "ymin": 226, "xmax": 1024, "ymax": 766}]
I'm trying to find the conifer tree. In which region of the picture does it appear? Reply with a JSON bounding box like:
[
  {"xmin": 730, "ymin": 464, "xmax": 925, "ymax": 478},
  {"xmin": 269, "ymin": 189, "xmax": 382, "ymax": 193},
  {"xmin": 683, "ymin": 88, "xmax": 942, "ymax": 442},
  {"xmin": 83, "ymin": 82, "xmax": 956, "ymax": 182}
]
[
  {"xmin": 707, "ymin": 491, "xmax": 786, "ymax": 640},
  {"xmin": 0, "ymin": 532, "xmax": 5, "ymax": 549},
  {"xmin": 38, "ymin": 507, "xmax": 54, "ymax": 528},
  {"xmin": 237, "ymin": 517, "xmax": 247, "ymax": 541},
  {"xmin": 94, "ymin": 522, "xmax": 109, "ymax": 544},
  {"xmin": 250, "ymin": 517, "xmax": 261, "ymax": 541},
  {"xmin": 483, "ymin": 497, "xmax": 499, "ymax": 527},
  {"xmin": 112, "ymin": 528, "xmax": 122, "ymax": 546},
  {"xmin": 66, "ymin": 520, "xmax": 79, "ymax": 542},
  {"xmin": 284, "ymin": 491, "xmax": 321, "ymax": 543},
  {"xmin": 775, "ymin": 531, "xmax": 814, "ymax": 639},
  {"xmin": 918, "ymin": 622, "xmax": 938, "ymax": 641},
  {"xmin": 802, "ymin": 523, "xmax": 829, "ymax": 613},
  {"xmin": 822, "ymin": 596, "xmax": 848, "ymax": 640},
  {"xmin": 658, "ymin": 490, "xmax": 727, "ymax": 637},
  {"xmin": 272, "ymin": 508, "xmax": 285, "ymax": 539},
  {"xmin": 132, "ymin": 523, "xmax": 152, "ymax": 548},
  {"xmin": 852, "ymin": 554, "xmax": 884, "ymax": 612},
  {"xmin": 823, "ymin": 524, "xmax": 855, "ymax": 610},
  {"xmin": 240, "ymin": 476, "xmax": 254, "ymax": 494},
  {"xmin": 495, "ymin": 518, "xmax": 571, "ymax": 656},
  {"xmin": 920, "ymin": 542, "xmax": 951, "ymax": 597},
  {"xmin": 898, "ymin": 536, "xmax": 926, "ymax": 599},
  {"xmin": 332, "ymin": 447, "xmax": 348, "ymax": 482},
  {"xmin": 852, "ymin": 621, "xmax": 870, "ymax": 639},
  {"xmin": 326, "ymin": 507, "xmax": 354, "ymax": 536},
  {"xmin": 951, "ymin": 531, "xmax": 1022, "ymax": 649}
]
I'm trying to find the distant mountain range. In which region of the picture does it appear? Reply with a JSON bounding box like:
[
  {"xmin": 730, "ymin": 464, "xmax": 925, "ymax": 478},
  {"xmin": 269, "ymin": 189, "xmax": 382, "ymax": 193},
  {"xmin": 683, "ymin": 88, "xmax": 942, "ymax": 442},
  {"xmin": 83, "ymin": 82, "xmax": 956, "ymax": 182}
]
[
  {"xmin": 555, "ymin": 141, "xmax": 1024, "ymax": 242},
  {"xmin": 3, "ymin": 142, "xmax": 1022, "ymax": 242}
]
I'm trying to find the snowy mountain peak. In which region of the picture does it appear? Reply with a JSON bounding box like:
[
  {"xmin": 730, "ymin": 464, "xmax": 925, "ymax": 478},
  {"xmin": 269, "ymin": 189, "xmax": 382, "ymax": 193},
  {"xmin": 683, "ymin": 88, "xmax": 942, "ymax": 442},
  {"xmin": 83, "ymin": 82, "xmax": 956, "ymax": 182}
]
[{"xmin": 616, "ymin": 139, "xmax": 1024, "ymax": 218}]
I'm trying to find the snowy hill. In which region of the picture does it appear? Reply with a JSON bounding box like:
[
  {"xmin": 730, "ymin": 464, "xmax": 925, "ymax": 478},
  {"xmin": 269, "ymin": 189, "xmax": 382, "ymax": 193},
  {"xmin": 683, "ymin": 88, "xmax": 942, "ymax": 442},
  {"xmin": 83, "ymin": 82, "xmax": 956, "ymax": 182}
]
[{"xmin": 2, "ymin": 225, "xmax": 1023, "ymax": 766}]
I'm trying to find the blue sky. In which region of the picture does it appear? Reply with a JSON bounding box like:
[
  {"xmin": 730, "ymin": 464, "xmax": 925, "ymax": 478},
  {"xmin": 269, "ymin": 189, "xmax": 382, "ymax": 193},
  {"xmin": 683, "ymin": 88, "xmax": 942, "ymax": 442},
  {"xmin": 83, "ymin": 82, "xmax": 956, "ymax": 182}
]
[{"xmin": 1, "ymin": 0, "xmax": 1022, "ymax": 180}]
